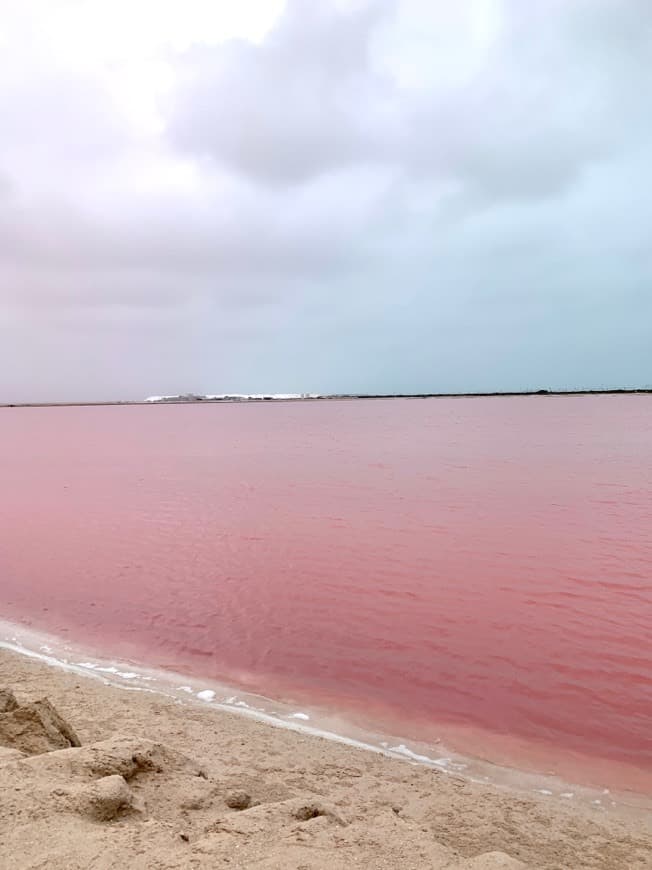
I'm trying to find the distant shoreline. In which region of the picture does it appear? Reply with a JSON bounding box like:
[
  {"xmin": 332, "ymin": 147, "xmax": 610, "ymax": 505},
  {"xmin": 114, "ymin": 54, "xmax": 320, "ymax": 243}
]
[{"xmin": 1, "ymin": 387, "xmax": 651, "ymax": 408}]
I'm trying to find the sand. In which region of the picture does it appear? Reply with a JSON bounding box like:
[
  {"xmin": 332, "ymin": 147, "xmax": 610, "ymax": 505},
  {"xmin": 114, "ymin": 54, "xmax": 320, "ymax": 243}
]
[{"xmin": 0, "ymin": 648, "xmax": 650, "ymax": 870}]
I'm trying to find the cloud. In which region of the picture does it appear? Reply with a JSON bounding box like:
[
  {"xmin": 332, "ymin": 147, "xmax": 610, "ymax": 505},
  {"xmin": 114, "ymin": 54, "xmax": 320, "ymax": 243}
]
[
  {"xmin": 0, "ymin": 0, "xmax": 651, "ymax": 401},
  {"xmin": 169, "ymin": 0, "xmax": 652, "ymax": 207},
  {"xmin": 170, "ymin": 1, "xmax": 395, "ymax": 184}
]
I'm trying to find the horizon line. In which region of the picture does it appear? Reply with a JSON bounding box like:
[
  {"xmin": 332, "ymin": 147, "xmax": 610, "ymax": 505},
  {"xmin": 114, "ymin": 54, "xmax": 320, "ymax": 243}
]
[{"xmin": 2, "ymin": 387, "xmax": 652, "ymax": 408}]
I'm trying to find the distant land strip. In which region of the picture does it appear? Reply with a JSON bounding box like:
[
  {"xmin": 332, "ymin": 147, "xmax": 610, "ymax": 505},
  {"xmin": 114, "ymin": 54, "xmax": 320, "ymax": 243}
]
[{"xmin": 2, "ymin": 388, "xmax": 651, "ymax": 408}]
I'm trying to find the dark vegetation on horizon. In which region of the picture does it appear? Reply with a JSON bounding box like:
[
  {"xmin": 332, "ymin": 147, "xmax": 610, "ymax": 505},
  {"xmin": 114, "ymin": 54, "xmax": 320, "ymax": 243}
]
[{"xmin": 2, "ymin": 388, "xmax": 652, "ymax": 408}]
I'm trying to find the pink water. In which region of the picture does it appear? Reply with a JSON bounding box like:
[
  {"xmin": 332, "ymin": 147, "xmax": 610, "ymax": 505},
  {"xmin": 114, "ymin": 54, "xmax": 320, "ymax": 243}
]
[{"xmin": 1, "ymin": 397, "xmax": 651, "ymax": 791}]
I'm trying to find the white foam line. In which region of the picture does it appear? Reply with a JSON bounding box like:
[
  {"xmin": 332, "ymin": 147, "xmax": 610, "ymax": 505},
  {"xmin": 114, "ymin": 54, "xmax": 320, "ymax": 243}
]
[
  {"xmin": 0, "ymin": 629, "xmax": 632, "ymax": 811},
  {"xmin": 198, "ymin": 699, "xmax": 463, "ymax": 772},
  {"xmin": 0, "ymin": 634, "xmax": 421, "ymax": 768},
  {"xmin": 0, "ymin": 635, "xmax": 556, "ymax": 784},
  {"xmin": 77, "ymin": 662, "xmax": 152, "ymax": 681},
  {"xmin": 389, "ymin": 743, "xmax": 456, "ymax": 768},
  {"xmin": 0, "ymin": 639, "xmax": 162, "ymax": 697}
]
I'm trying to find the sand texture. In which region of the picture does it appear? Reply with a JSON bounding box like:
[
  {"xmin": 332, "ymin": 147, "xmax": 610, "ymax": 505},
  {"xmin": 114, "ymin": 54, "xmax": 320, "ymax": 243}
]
[{"xmin": 0, "ymin": 648, "xmax": 650, "ymax": 869}]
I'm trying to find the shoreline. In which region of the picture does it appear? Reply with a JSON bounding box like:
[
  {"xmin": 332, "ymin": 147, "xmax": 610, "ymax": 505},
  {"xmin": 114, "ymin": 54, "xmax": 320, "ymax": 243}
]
[
  {"xmin": 0, "ymin": 642, "xmax": 651, "ymax": 868},
  {"xmin": 1, "ymin": 388, "xmax": 652, "ymax": 408},
  {"xmin": 1, "ymin": 617, "xmax": 650, "ymax": 821}
]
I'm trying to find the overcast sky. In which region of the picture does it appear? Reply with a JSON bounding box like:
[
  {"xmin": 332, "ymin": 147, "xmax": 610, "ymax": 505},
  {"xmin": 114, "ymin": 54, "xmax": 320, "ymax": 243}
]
[{"xmin": 1, "ymin": 0, "xmax": 651, "ymax": 401}]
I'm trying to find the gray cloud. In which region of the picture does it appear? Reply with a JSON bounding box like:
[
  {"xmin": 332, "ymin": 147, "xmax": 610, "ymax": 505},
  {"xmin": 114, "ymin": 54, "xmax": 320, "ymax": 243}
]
[
  {"xmin": 170, "ymin": 0, "xmax": 652, "ymax": 206},
  {"xmin": 1, "ymin": 0, "xmax": 651, "ymax": 401},
  {"xmin": 171, "ymin": 1, "xmax": 395, "ymax": 184}
]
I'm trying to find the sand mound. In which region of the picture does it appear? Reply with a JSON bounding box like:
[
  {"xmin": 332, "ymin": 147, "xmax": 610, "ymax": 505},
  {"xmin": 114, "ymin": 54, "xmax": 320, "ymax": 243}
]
[
  {"xmin": 0, "ymin": 689, "xmax": 80, "ymax": 754},
  {"xmin": 74, "ymin": 774, "xmax": 143, "ymax": 821},
  {"xmin": 0, "ymin": 687, "xmax": 19, "ymax": 713},
  {"xmin": 205, "ymin": 795, "xmax": 349, "ymax": 837},
  {"xmin": 26, "ymin": 733, "xmax": 205, "ymax": 780},
  {"xmin": 0, "ymin": 746, "xmax": 25, "ymax": 764}
]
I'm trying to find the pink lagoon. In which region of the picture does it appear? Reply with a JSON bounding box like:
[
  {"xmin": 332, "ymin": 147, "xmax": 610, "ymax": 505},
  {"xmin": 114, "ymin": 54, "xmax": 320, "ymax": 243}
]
[{"xmin": 1, "ymin": 395, "xmax": 651, "ymax": 794}]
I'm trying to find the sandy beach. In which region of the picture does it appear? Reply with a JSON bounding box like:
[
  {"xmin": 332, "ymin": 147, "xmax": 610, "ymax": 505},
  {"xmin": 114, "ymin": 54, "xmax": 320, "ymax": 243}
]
[{"xmin": 0, "ymin": 647, "xmax": 650, "ymax": 870}]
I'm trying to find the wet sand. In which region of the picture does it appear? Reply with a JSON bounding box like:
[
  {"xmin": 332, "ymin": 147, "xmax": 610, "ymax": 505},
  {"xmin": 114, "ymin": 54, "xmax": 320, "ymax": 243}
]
[{"xmin": 0, "ymin": 646, "xmax": 650, "ymax": 869}]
